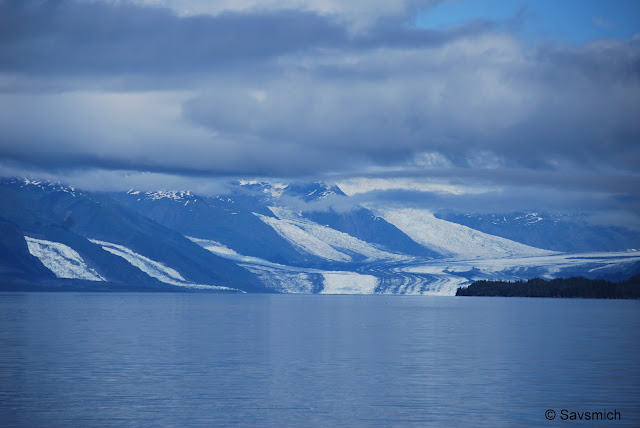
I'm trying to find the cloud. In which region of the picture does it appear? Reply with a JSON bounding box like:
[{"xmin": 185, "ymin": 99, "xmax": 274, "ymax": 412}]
[
  {"xmin": 329, "ymin": 176, "xmax": 640, "ymax": 229},
  {"xmin": 0, "ymin": 0, "xmax": 638, "ymax": 225},
  {"xmin": 184, "ymin": 34, "xmax": 640, "ymax": 172},
  {"xmin": 88, "ymin": 0, "xmax": 444, "ymax": 30},
  {"xmin": 0, "ymin": 1, "xmax": 352, "ymax": 76},
  {"xmin": 2, "ymin": 2, "xmax": 638, "ymax": 175}
]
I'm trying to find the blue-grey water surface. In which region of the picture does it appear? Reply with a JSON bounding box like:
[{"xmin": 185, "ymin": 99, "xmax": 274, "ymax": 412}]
[{"xmin": 1, "ymin": 293, "xmax": 639, "ymax": 427}]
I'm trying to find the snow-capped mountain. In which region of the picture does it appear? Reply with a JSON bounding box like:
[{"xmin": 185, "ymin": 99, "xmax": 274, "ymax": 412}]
[
  {"xmin": 282, "ymin": 181, "xmax": 346, "ymax": 201},
  {"xmin": 1, "ymin": 177, "xmax": 638, "ymax": 294},
  {"xmin": 102, "ymin": 181, "xmax": 640, "ymax": 293},
  {"xmin": 235, "ymin": 180, "xmax": 289, "ymax": 200},
  {"xmin": 234, "ymin": 180, "xmax": 344, "ymax": 202},
  {"xmin": 111, "ymin": 186, "xmax": 323, "ymax": 267},
  {"xmin": 0, "ymin": 178, "xmax": 260, "ymax": 292}
]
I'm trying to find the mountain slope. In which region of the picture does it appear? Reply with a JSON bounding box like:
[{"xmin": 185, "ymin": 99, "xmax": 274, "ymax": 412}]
[
  {"xmin": 304, "ymin": 207, "xmax": 437, "ymax": 258},
  {"xmin": 0, "ymin": 179, "xmax": 263, "ymax": 292},
  {"xmin": 2, "ymin": 178, "xmax": 638, "ymax": 295},
  {"xmin": 258, "ymin": 206, "xmax": 409, "ymax": 263},
  {"xmin": 0, "ymin": 217, "xmax": 54, "ymax": 280},
  {"xmin": 379, "ymin": 208, "xmax": 555, "ymax": 259},
  {"xmin": 110, "ymin": 190, "xmax": 323, "ymax": 266},
  {"xmin": 25, "ymin": 236, "xmax": 106, "ymax": 281},
  {"xmin": 436, "ymin": 211, "xmax": 640, "ymax": 253}
]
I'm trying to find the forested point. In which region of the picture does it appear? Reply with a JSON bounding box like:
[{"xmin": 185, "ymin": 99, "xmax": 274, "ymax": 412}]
[{"xmin": 456, "ymin": 275, "xmax": 640, "ymax": 299}]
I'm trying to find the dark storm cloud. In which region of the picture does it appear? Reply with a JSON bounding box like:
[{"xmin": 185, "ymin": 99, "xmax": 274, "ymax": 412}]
[
  {"xmin": 0, "ymin": 0, "xmax": 347, "ymax": 74},
  {"xmin": 0, "ymin": 0, "xmax": 510, "ymax": 177},
  {"xmin": 0, "ymin": 0, "xmax": 481, "ymax": 77},
  {"xmin": 492, "ymin": 39, "xmax": 640, "ymax": 170}
]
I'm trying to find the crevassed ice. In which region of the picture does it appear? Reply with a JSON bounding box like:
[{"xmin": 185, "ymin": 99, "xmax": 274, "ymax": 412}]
[
  {"xmin": 321, "ymin": 272, "xmax": 378, "ymax": 294},
  {"xmin": 25, "ymin": 237, "xmax": 105, "ymax": 281},
  {"xmin": 244, "ymin": 265, "xmax": 316, "ymax": 294},
  {"xmin": 189, "ymin": 235, "xmax": 381, "ymax": 294}
]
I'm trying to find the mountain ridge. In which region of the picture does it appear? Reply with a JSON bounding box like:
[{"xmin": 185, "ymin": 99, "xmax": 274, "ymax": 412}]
[{"xmin": 1, "ymin": 177, "xmax": 639, "ymax": 294}]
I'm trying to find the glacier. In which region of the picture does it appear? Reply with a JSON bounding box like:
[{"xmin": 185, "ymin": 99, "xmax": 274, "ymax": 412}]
[
  {"xmin": 379, "ymin": 208, "xmax": 554, "ymax": 260},
  {"xmin": 25, "ymin": 237, "xmax": 105, "ymax": 281},
  {"xmin": 256, "ymin": 207, "xmax": 409, "ymax": 263},
  {"xmin": 90, "ymin": 239, "xmax": 238, "ymax": 291},
  {"xmin": 190, "ymin": 235, "xmax": 640, "ymax": 296},
  {"xmin": 404, "ymin": 251, "xmax": 640, "ymax": 280},
  {"xmin": 6, "ymin": 178, "xmax": 638, "ymax": 295},
  {"xmin": 190, "ymin": 236, "xmax": 384, "ymax": 294},
  {"xmin": 321, "ymin": 272, "xmax": 379, "ymax": 294}
]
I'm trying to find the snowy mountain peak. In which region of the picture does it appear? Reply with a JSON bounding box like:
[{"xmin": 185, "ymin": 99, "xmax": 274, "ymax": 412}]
[
  {"xmin": 237, "ymin": 179, "xmax": 259, "ymax": 186},
  {"xmin": 141, "ymin": 190, "xmax": 195, "ymax": 202},
  {"xmin": 234, "ymin": 180, "xmax": 289, "ymax": 199},
  {"xmin": 233, "ymin": 180, "xmax": 344, "ymax": 201},
  {"xmin": 2, "ymin": 177, "xmax": 639, "ymax": 295},
  {"xmin": 1, "ymin": 177, "xmax": 79, "ymax": 197},
  {"xmin": 283, "ymin": 181, "xmax": 346, "ymax": 201}
]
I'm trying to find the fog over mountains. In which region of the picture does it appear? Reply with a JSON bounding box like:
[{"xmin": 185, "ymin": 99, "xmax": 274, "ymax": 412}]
[{"xmin": 1, "ymin": 178, "xmax": 638, "ymax": 294}]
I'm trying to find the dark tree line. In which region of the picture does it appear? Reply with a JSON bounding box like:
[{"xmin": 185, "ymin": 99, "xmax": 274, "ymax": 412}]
[{"xmin": 456, "ymin": 275, "xmax": 640, "ymax": 299}]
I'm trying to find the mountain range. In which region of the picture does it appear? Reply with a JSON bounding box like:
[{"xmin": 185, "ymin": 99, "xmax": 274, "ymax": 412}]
[{"xmin": 1, "ymin": 178, "xmax": 639, "ymax": 294}]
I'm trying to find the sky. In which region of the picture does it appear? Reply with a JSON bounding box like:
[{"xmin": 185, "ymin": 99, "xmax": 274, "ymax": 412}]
[{"xmin": 0, "ymin": 0, "xmax": 639, "ymax": 226}]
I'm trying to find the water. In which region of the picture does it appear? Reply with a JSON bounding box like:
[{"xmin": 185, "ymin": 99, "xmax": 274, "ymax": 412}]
[{"xmin": 1, "ymin": 293, "xmax": 638, "ymax": 427}]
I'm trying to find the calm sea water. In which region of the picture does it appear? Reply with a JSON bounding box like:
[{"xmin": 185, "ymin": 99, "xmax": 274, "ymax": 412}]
[{"xmin": 0, "ymin": 293, "xmax": 638, "ymax": 427}]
